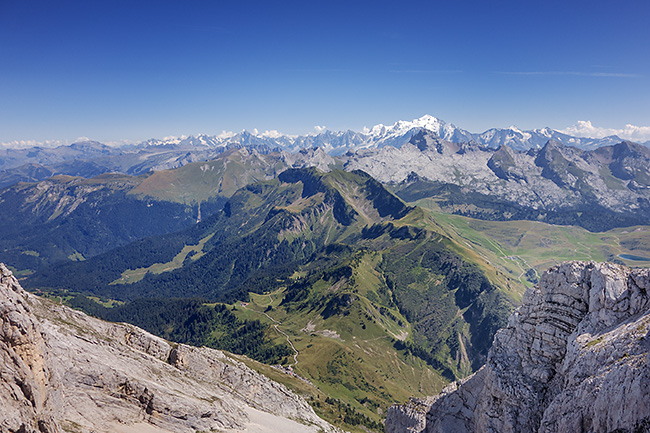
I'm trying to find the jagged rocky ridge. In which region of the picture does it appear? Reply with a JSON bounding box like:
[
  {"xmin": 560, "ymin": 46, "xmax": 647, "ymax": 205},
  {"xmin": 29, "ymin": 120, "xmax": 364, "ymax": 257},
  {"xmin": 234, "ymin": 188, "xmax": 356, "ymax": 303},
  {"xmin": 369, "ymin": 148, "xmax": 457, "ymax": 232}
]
[
  {"xmin": 357, "ymin": 131, "xmax": 650, "ymax": 230},
  {"xmin": 0, "ymin": 264, "xmax": 336, "ymax": 433},
  {"xmin": 2, "ymin": 115, "xmax": 643, "ymax": 188},
  {"xmin": 386, "ymin": 261, "xmax": 650, "ymax": 433},
  {"xmin": 350, "ymin": 131, "xmax": 650, "ymax": 213}
]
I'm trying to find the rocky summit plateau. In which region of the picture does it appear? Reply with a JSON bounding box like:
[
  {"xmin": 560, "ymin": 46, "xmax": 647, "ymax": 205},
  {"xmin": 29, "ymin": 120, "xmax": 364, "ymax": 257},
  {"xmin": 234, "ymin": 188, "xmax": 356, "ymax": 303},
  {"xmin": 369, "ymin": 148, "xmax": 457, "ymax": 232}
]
[
  {"xmin": 0, "ymin": 263, "xmax": 337, "ymax": 433},
  {"xmin": 386, "ymin": 261, "xmax": 650, "ymax": 433}
]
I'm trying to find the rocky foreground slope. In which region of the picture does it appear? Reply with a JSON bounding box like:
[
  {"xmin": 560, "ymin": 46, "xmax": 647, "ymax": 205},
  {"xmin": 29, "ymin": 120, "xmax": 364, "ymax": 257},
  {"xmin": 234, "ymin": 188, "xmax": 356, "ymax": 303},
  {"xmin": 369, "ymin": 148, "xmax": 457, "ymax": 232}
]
[
  {"xmin": 386, "ymin": 261, "xmax": 650, "ymax": 433},
  {"xmin": 0, "ymin": 263, "xmax": 336, "ymax": 433}
]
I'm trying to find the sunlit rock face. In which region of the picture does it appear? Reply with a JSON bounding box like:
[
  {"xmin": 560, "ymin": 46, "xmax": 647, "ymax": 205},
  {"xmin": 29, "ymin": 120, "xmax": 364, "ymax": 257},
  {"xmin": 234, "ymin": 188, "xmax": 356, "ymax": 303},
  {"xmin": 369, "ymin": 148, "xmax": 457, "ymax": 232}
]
[
  {"xmin": 387, "ymin": 261, "xmax": 650, "ymax": 433},
  {"xmin": 0, "ymin": 264, "xmax": 336, "ymax": 433}
]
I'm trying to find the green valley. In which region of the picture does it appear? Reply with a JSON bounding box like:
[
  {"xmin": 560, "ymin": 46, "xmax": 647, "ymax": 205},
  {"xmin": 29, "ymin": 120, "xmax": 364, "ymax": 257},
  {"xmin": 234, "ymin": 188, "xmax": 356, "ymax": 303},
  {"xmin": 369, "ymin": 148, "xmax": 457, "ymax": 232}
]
[
  {"xmin": 16, "ymin": 163, "xmax": 650, "ymax": 432},
  {"xmin": 26, "ymin": 168, "xmax": 522, "ymax": 431},
  {"xmin": 408, "ymin": 200, "xmax": 650, "ymax": 290}
]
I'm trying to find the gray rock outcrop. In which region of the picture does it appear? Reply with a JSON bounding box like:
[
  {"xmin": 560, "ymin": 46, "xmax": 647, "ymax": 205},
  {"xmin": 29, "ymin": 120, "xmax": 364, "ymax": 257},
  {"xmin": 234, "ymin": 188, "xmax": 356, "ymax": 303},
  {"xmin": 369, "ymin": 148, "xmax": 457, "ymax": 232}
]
[
  {"xmin": 0, "ymin": 263, "xmax": 60, "ymax": 433},
  {"xmin": 386, "ymin": 261, "xmax": 650, "ymax": 433},
  {"xmin": 0, "ymin": 263, "xmax": 337, "ymax": 433},
  {"xmin": 346, "ymin": 131, "xmax": 650, "ymax": 222}
]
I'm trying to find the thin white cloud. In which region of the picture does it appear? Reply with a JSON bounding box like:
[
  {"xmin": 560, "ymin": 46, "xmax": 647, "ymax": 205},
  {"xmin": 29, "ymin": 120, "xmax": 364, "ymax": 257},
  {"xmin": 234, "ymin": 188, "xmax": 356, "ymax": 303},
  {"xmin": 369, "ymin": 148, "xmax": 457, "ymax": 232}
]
[
  {"xmin": 104, "ymin": 139, "xmax": 138, "ymax": 147},
  {"xmin": 260, "ymin": 130, "xmax": 282, "ymax": 138},
  {"xmin": 561, "ymin": 120, "xmax": 650, "ymax": 142},
  {"xmin": 495, "ymin": 71, "xmax": 641, "ymax": 78},
  {"xmin": 161, "ymin": 135, "xmax": 188, "ymax": 141},
  {"xmin": 590, "ymin": 72, "xmax": 641, "ymax": 78},
  {"xmin": 217, "ymin": 131, "xmax": 235, "ymax": 139},
  {"xmin": 1, "ymin": 139, "xmax": 66, "ymax": 149}
]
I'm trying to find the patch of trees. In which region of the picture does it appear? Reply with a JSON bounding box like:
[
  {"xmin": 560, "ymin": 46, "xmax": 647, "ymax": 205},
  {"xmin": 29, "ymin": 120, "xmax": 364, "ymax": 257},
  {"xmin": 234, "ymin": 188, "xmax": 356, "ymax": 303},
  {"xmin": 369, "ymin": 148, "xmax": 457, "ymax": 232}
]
[
  {"xmin": 393, "ymin": 339, "xmax": 456, "ymax": 381},
  {"xmin": 66, "ymin": 296, "xmax": 291, "ymax": 364},
  {"xmin": 381, "ymin": 237, "xmax": 509, "ymax": 374},
  {"xmin": 321, "ymin": 396, "xmax": 384, "ymax": 432},
  {"xmin": 24, "ymin": 228, "xmax": 198, "ymax": 293},
  {"xmin": 118, "ymin": 231, "xmax": 315, "ymax": 302},
  {"xmin": 462, "ymin": 290, "xmax": 512, "ymax": 370}
]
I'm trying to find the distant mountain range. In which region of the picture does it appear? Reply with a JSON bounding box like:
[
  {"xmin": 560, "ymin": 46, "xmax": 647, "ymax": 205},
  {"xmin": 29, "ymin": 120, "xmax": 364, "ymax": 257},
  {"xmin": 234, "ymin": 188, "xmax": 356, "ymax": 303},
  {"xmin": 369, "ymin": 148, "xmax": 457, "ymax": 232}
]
[
  {"xmin": 350, "ymin": 131, "xmax": 650, "ymax": 231},
  {"xmin": 133, "ymin": 114, "xmax": 640, "ymax": 153},
  {"xmin": 2, "ymin": 132, "xmax": 649, "ymax": 273},
  {"xmin": 2, "ymin": 115, "xmax": 646, "ymax": 189}
]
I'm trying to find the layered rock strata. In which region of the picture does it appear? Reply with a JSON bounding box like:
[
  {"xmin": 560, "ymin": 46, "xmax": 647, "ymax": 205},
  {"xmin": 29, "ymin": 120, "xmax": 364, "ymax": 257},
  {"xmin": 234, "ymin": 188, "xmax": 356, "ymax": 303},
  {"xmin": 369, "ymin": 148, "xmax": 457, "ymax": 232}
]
[
  {"xmin": 0, "ymin": 264, "xmax": 336, "ymax": 433},
  {"xmin": 387, "ymin": 261, "xmax": 650, "ymax": 433}
]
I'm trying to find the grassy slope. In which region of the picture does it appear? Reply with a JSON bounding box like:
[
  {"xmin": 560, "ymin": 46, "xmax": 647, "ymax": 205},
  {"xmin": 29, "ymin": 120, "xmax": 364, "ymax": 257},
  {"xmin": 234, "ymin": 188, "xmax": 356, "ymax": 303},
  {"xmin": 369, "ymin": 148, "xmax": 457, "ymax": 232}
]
[
  {"xmin": 229, "ymin": 265, "xmax": 446, "ymax": 429},
  {"xmin": 129, "ymin": 150, "xmax": 288, "ymax": 204},
  {"xmin": 412, "ymin": 198, "xmax": 650, "ymax": 293}
]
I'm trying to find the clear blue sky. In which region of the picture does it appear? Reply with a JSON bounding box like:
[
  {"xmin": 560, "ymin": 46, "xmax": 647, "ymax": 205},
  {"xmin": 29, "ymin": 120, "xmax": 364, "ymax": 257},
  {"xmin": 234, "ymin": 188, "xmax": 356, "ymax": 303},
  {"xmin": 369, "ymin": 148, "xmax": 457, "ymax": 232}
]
[{"xmin": 1, "ymin": 0, "xmax": 649, "ymax": 145}]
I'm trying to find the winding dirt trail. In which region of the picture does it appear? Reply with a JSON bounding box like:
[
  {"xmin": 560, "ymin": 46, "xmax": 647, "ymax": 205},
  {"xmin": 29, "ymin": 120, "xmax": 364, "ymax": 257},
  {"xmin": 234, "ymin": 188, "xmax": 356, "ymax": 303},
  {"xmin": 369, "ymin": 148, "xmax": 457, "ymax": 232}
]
[{"xmin": 242, "ymin": 302, "xmax": 300, "ymax": 366}]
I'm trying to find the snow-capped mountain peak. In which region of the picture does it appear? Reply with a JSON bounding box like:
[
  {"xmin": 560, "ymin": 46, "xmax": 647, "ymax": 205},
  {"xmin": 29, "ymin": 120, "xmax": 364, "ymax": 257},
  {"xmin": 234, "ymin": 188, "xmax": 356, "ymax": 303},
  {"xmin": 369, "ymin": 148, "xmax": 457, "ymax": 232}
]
[
  {"xmin": 75, "ymin": 114, "xmax": 645, "ymax": 156},
  {"xmin": 368, "ymin": 115, "xmax": 446, "ymax": 138},
  {"xmin": 536, "ymin": 127, "xmax": 554, "ymax": 137}
]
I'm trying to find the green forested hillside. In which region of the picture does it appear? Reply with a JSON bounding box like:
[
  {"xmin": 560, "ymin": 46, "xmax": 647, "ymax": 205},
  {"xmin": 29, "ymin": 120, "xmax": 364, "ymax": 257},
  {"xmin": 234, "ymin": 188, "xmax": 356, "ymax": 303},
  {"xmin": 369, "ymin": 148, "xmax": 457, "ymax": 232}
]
[
  {"xmin": 27, "ymin": 168, "xmax": 520, "ymax": 430},
  {"xmin": 64, "ymin": 296, "xmax": 292, "ymax": 364},
  {"xmin": 0, "ymin": 149, "xmax": 334, "ymax": 274},
  {"xmin": 0, "ymin": 174, "xmax": 210, "ymax": 273}
]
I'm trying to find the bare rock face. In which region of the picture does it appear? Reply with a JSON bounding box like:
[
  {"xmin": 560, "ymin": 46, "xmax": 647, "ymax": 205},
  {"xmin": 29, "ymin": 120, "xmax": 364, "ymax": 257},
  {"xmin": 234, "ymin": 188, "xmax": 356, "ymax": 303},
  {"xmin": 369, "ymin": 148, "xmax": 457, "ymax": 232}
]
[
  {"xmin": 384, "ymin": 396, "xmax": 442, "ymax": 433},
  {"xmin": 0, "ymin": 264, "xmax": 336, "ymax": 433},
  {"xmin": 0, "ymin": 263, "xmax": 60, "ymax": 433},
  {"xmin": 386, "ymin": 261, "xmax": 650, "ymax": 433}
]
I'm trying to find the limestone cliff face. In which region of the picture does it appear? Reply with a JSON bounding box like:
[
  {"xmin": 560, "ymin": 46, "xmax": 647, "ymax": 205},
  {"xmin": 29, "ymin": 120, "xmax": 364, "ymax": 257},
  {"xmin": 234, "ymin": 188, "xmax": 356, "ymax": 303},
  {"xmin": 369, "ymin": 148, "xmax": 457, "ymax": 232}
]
[
  {"xmin": 386, "ymin": 261, "xmax": 650, "ymax": 433},
  {"xmin": 0, "ymin": 264, "xmax": 60, "ymax": 433},
  {"xmin": 0, "ymin": 264, "xmax": 336, "ymax": 433}
]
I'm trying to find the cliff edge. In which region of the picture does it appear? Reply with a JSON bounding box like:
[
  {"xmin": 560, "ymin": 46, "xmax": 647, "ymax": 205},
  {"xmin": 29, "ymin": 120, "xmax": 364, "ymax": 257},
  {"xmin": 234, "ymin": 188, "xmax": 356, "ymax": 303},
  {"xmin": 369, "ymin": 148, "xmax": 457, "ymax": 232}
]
[
  {"xmin": 386, "ymin": 261, "xmax": 650, "ymax": 433},
  {"xmin": 0, "ymin": 264, "xmax": 336, "ymax": 433}
]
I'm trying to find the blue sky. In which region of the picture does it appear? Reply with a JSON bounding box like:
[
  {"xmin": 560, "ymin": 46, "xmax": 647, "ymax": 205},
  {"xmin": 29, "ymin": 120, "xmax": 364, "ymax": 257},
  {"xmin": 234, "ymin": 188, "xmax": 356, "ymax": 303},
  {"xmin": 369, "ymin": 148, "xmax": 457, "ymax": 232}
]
[{"xmin": 1, "ymin": 0, "xmax": 649, "ymax": 146}]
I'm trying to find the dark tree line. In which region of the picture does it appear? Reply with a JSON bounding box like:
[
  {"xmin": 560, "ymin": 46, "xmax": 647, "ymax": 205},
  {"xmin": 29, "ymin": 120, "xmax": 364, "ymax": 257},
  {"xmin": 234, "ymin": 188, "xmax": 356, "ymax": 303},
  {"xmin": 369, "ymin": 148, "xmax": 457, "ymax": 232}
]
[{"xmin": 66, "ymin": 295, "xmax": 291, "ymax": 364}]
